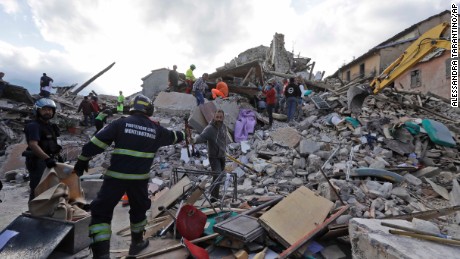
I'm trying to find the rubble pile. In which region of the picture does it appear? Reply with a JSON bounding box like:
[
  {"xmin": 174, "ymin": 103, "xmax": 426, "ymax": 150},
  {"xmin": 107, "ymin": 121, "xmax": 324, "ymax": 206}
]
[
  {"xmin": 2, "ymin": 79, "xmax": 460, "ymax": 258},
  {"xmin": 1, "ymin": 35, "xmax": 460, "ymax": 258},
  {"xmin": 121, "ymin": 88, "xmax": 459, "ymax": 258}
]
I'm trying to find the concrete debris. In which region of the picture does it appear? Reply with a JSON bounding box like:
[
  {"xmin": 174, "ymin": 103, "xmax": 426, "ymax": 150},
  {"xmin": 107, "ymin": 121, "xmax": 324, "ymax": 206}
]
[
  {"xmin": 270, "ymin": 127, "xmax": 301, "ymax": 148},
  {"xmin": 321, "ymin": 244, "xmax": 346, "ymax": 259},
  {"xmin": 350, "ymin": 218, "xmax": 460, "ymax": 259},
  {"xmin": 425, "ymin": 177, "xmax": 450, "ymax": 200},
  {"xmin": 449, "ymin": 179, "xmax": 460, "ymax": 224},
  {"xmin": 1, "ymin": 30, "xmax": 460, "ymax": 259},
  {"xmin": 153, "ymin": 91, "xmax": 197, "ymax": 116},
  {"xmin": 411, "ymin": 218, "xmax": 441, "ymax": 235}
]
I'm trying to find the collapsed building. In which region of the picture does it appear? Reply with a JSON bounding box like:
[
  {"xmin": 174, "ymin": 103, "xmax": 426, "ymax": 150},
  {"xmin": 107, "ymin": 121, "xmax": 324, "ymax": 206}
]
[{"xmin": 1, "ymin": 11, "xmax": 460, "ymax": 259}]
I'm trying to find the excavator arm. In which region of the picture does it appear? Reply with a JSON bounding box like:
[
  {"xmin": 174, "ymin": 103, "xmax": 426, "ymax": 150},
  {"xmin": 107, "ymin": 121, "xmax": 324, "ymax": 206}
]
[
  {"xmin": 348, "ymin": 22, "xmax": 451, "ymax": 113},
  {"xmin": 371, "ymin": 22, "xmax": 451, "ymax": 94}
]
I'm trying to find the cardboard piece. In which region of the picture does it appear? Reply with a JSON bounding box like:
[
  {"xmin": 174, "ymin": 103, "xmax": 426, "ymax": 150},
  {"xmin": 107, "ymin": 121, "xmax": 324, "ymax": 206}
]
[
  {"xmin": 150, "ymin": 176, "xmax": 192, "ymax": 220},
  {"xmin": 258, "ymin": 186, "xmax": 333, "ymax": 247}
]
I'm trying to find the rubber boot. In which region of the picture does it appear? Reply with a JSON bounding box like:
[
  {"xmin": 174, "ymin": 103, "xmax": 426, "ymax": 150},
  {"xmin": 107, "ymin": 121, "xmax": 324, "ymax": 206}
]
[
  {"xmin": 91, "ymin": 240, "xmax": 110, "ymax": 259},
  {"xmin": 129, "ymin": 232, "xmax": 149, "ymax": 255}
]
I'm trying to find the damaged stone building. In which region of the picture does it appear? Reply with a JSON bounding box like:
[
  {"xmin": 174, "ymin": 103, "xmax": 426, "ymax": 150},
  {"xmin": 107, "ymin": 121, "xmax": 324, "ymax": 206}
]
[
  {"xmin": 334, "ymin": 10, "xmax": 451, "ymax": 99},
  {"xmin": 141, "ymin": 68, "xmax": 171, "ymax": 98},
  {"xmin": 0, "ymin": 10, "xmax": 460, "ymax": 259},
  {"xmin": 141, "ymin": 32, "xmax": 324, "ymax": 99}
]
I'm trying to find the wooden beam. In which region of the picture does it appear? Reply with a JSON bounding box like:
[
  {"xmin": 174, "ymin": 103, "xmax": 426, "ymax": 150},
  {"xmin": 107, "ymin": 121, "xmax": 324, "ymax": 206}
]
[
  {"xmin": 308, "ymin": 61, "xmax": 315, "ymax": 80},
  {"xmin": 71, "ymin": 62, "xmax": 116, "ymax": 95},
  {"xmin": 383, "ymin": 205, "xmax": 460, "ymax": 220},
  {"xmin": 240, "ymin": 67, "xmax": 255, "ymax": 86},
  {"xmin": 426, "ymin": 91, "xmax": 451, "ymax": 104}
]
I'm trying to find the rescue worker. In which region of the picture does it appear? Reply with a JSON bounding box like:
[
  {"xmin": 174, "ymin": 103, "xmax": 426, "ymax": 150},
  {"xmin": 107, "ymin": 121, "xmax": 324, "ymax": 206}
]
[
  {"xmin": 192, "ymin": 73, "xmax": 209, "ymax": 106},
  {"xmin": 77, "ymin": 96, "xmax": 93, "ymax": 126},
  {"xmin": 185, "ymin": 64, "xmax": 196, "ymax": 94},
  {"xmin": 73, "ymin": 94, "xmax": 185, "ymax": 258},
  {"xmin": 39, "ymin": 73, "xmax": 54, "ymax": 98},
  {"xmin": 212, "ymin": 77, "xmax": 228, "ymax": 99},
  {"xmin": 168, "ymin": 64, "xmax": 180, "ymax": 92},
  {"xmin": 285, "ymin": 77, "xmax": 301, "ymax": 122},
  {"xmin": 117, "ymin": 91, "xmax": 124, "ymax": 114},
  {"xmin": 23, "ymin": 98, "xmax": 62, "ymax": 200},
  {"xmin": 90, "ymin": 96, "xmax": 100, "ymax": 126},
  {"xmin": 94, "ymin": 108, "xmax": 112, "ymax": 134},
  {"xmin": 263, "ymin": 82, "xmax": 276, "ymax": 127}
]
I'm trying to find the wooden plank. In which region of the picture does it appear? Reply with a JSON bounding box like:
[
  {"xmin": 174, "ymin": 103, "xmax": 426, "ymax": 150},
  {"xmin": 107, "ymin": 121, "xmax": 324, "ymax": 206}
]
[
  {"xmin": 278, "ymin": 205, "xmax": 349, "ymax": 259},
  {"xmin": 383, "ymin": 205, "xmax": 460, "ymax": 220},
  {"xmin": 135, "ymin": 233, "xmax": 220, "ymax": 259},
  {"xmin": 149, "ymin": 176, "xmax": 192, "ymax": 220},
  {"xmin": 240, "ymin": 67, "xmax": 255, "ymax": 86},
  {"xmin": 117, "ymin": 236, "xmax": 189, "ymax": 259},
  {"xmin": 185, "ymin": 180, "xmax": 207, "ymax": 205},
  {"xmin": 144, "ymin": 215, "xmax": 174, "ymax": 238},
  {"xmin": 258, "ymin": 186, "xmax": 334, "ymax": 247},
  {"xmin": 308, "ymin": 62, "xmax": 315, "ymax": 80},
  {"xmin": 319, "ymin": 224, "xmax": 349, "ymax": 241}
]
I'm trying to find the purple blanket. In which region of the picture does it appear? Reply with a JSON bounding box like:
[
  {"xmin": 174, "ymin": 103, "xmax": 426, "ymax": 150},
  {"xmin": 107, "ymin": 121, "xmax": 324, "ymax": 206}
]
[{"xmin": 234, "ymin": 109, "xmax": 256, "ymax": 142}]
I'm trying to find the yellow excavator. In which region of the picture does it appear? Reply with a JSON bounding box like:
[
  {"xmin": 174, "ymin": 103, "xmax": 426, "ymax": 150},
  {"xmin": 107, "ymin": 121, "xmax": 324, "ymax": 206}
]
[{"xmin": 347, "ymin": 22, "xmax": 452, "ymax": 113}]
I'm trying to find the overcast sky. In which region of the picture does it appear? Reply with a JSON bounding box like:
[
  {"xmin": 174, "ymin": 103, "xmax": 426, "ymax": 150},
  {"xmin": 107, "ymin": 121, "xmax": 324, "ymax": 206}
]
[{"xmin": 0, "ymin": 0, "xmax": 451, "ymax": 96}]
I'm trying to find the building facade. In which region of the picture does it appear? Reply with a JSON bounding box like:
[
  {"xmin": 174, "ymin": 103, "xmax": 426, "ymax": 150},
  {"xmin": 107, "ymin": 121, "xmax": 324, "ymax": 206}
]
[
  {"xmin": 141, "ymin": 68, "xmax": 169, "ymax": 99},
  {"xmin": 336, "ymin": 10, "xmax": 450, "ymax": 86}
]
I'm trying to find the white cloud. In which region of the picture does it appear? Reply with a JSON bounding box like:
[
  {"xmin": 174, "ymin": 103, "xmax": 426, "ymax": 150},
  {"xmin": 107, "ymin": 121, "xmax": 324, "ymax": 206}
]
[{"xmin": 0, "ymin": 0, "xmax": 20, "ymax": 14}]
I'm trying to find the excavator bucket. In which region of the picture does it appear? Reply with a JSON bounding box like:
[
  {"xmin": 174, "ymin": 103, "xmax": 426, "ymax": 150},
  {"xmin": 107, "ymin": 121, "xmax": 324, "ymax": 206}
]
[{"xmin": 347, "ymin": 84, "xmax": 372, "ymax": 114}]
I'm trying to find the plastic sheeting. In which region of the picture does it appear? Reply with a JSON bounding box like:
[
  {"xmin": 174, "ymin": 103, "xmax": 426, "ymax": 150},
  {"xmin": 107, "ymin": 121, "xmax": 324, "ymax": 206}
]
[{"xmin": 234, "ymin": 109, "xmax": 256, "ymax": 143}]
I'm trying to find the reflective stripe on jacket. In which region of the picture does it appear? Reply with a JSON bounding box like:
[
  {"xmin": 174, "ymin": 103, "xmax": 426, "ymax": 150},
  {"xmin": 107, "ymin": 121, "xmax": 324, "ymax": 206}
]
[{"xmin": 80, "ymin": 114, "xmax": 185, "ymax": 180}]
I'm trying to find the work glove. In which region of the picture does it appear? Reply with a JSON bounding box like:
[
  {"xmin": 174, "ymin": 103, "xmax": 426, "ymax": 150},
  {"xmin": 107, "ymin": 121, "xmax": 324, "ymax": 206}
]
[
  {"xmin": 74, "ymin": 159, "xmax": 89, "ymax": 176},
  {"xmin": 44, "ymin": 158, "xmax": 57, "ymax": 168}
]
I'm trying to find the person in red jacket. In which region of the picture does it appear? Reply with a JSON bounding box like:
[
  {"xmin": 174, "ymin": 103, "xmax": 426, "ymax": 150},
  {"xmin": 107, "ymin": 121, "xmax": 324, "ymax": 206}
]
[
  {"xmin": 90, "ymin": 96, "xmax": 100, "ymax": 126},
  {"xmin": 263, "ymin": 82, "xmax": 277, "ymax": 127},
  {"xmin": 78, "ymin": 96, "xmax": 94, "ymax": 126}
]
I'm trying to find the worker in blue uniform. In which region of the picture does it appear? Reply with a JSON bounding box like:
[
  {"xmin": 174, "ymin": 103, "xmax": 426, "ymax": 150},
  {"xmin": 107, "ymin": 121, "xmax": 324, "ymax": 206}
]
[
  {"xmin": 23, "ymin": 98, "xmax": 62, "ymax": 200},
  {"xmin": 73, "ymin": 94, "xmax": 185, "ymax": 258}
]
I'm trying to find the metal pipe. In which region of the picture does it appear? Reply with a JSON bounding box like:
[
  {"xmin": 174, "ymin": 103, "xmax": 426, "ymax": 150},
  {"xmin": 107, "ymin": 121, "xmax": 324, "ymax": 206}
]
[
  {"xmin": 242, "ymin": 196, "xmax": 283, "ymax": 216},
  {"xmin": 382, "ymin": 222, "xmax": 460, "ymax": 241},
  {"xmin": 390, "ymin": 230, "xmax": 460, "ymax": 246},
  {"xmin": 321, "ymin": 145, "xmax": 341, "ymax": 170},
  {"xmin": 319, "ymin": 167, "xmax": 345, "ymax": 205}
]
